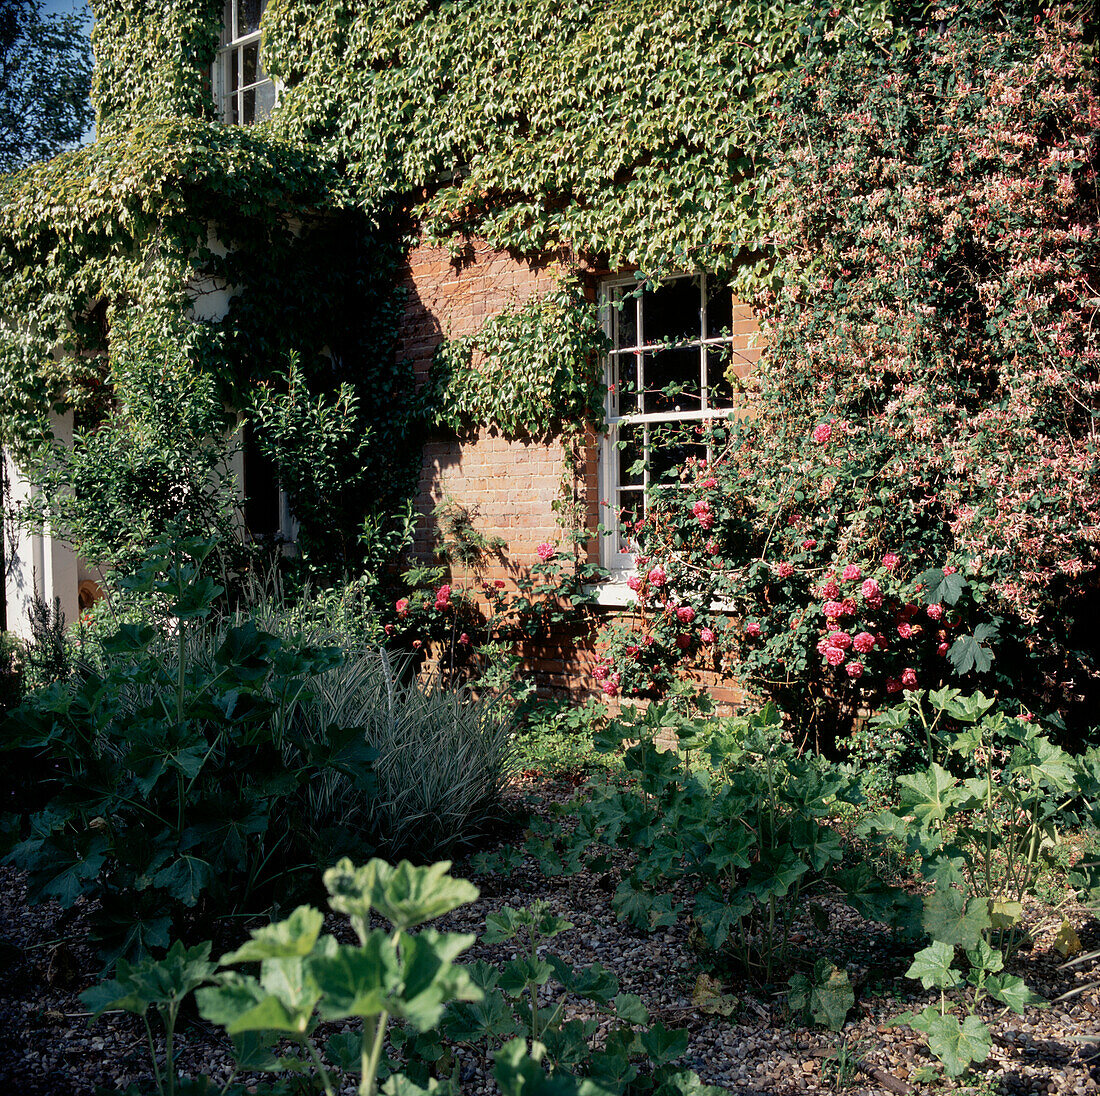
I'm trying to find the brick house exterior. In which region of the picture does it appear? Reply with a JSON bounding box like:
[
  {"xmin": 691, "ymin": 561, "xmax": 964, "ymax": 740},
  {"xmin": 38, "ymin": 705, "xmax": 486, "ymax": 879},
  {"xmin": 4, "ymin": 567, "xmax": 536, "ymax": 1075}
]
[{"xmin": 398, "ymin": 239, "xmax": 762, "ymax": 707}]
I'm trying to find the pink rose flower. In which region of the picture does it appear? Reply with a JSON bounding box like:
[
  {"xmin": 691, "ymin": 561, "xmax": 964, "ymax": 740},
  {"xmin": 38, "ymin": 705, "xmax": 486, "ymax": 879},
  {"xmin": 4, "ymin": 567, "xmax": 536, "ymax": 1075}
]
[
  {"xmin": 536, "ymin": 542, "xmax": 555, "ymax": 561},
  {"xmin": 882, "ymin": 552, "xmax": 900, "ymax": 571},
  {"xmin": 700, "ymin": 627, "xmax": 715, "ymax": 643},
  {"xmin": 745, "ymin": 621, "xmax": 762, "ymax": 637},
  {"xmin": 625, "ymin": 644, "xmax": 639, "ymax": 656},
  {"xmin": 434, "ymin": 583, "xmax": 451, "ymax": 609},
  {"xmin": 828, "ymin": 630, "xmax": 852, "ymax": 650},
  {"xmin": 384, "ymin": 624, "xmax": 394, "ymax": 636},
  {"xmin": 648, "ymin": 565, "xmax": 666, "ymax": 587},
  {"xmin": 701, "ymin": 477, "xmax": 717, "ymax": 489},
  {"xmin": 926, "ymin": 603, "xmax": 944, "ymax": 621},
  {"xmin": 937, "ymin": 642, "xmax": 949, "ymax": 656},
  {"xmin": 820, "ymin": 577, "xmax": 840, "ymax": 599},
  {"xmin": 897, "ymin": 621, "xmax": 913, "ymax": 639},
  {"xmin": 845, "ymin": 661, "xmax": 864, "ymax": 679},
  {"xmin": 458, "ymin": 632, "xmax": 470, "ymax": 646},
  {"xmin": 812, "ymin": 423, "xmax": 833, "ymax": 445},
  {"xmin": 396, "ymin": 597, "xmax": 409, "ymax": 617},
  {"xmin": 842, "ymin": 564, "xmax": 862, "ymax": 583},
  {"xmin": 627, "ymin": 574, "xmax": 644, "ymax": 592},
  {"xmin": 825, "ymin": 645, "xmax": 846, "ymax": 667},
  {"xmin": 493, "ymin": 579, "xmax": 506, "ymax": 588},
  {"xmin": 675, "ymin": 633, "xmax": 691, "ymax": 650},
  {"xmin": 677, "ymin": 606, "xmax": 695, "ymax": 624},
  {"xmin": 692, "ymin": 499, "xmax": 715, "ymax": 529},
  {"xmin": 853, "ymin": 631, "xmax": 875, "ymax": 654},
  {"xmin": 861, "ymin": 578, "xmax": 880, "ymax": 600},
  {"xmin": 802, "ymin": 538, "xmax": 817, "ymax": 550},
  {"xmin": 775, "ymin": 561, "xmax": 795, "ymax": 579},
  {"xmin": 886, "ymin": 677, "xmax": 901, "ymax": 693},
  {"xmin": 593, "ymin": 665, "xmax": 608, "ymax": 681},
  {"xmin": 602, "ymin": 680, "xmax": 618, "ymax": 697},
  {"xmin": 706, "ymin": 540, "xmax": 719, "ymax": 555},
  {"xmin": 839, "ymin": 599, "xmax": 857, "ymax": 618},
  {"xmin": 944, "ymin": 565, "xmax": 957, "ymax": 575},
  {"xmin": 901, "ymin": 667, "xmax": 918, "ymax": 689},
  {"xmin": 823, "ymin": 600, "xmax": 844, "ymax": 619}
]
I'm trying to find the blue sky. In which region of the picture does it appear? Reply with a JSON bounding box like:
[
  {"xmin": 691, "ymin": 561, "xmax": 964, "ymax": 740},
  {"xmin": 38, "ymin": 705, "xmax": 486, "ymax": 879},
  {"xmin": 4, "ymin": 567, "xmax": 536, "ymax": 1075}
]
[{"xmin": 41, "ymin": 0, "xmax": 91, "ymax": 17}]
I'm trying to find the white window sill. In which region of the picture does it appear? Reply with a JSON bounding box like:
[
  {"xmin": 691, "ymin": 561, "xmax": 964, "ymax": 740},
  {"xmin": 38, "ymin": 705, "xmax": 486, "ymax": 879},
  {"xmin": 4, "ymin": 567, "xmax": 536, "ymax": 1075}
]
[{"xmin": 584, "ymin": 580, "xmax": 638, "ymax": 608}]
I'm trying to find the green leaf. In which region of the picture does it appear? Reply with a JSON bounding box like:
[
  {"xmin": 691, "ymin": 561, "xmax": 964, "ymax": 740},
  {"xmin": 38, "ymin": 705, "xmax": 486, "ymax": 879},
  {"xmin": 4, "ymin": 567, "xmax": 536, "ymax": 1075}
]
[
  {"xmin": 638, "ymin": 1022, "xmax": 689, "ymax": 1067},
  {"xmin": 220, "ymin": 906, "xmax": 325, "ymax": 964},
  {"xmin": 324, "ymin": 858, "xmax": 479, "ymax": 934},
  {"xmin": 905, "ymin": 942, "xmax": 962, "ymax": 991},
  {"xmin": 152, "ymin": 856, "xmax": 212, "ymax": 908},
  {"xmin": 917, "ymin": 568, "xmax": 966, "ymax": 606},
  {"xmin": 914, "ymin": 1012, "xmax": 991, "ymax": 1078},
  {"xmin": 985, "ymin": 974, "xmax": 1045, "ymax": 1014},
  {"xmin": 923, "ymin": 886, "xmax": 990, "ymax": 949},
  {"xmin": 309, "ymin": 935, "xmax": 401, "ymax": 1020},
  {"xmin": 898, "ymin": 764, "xmax": 960, "ymax": 827}
]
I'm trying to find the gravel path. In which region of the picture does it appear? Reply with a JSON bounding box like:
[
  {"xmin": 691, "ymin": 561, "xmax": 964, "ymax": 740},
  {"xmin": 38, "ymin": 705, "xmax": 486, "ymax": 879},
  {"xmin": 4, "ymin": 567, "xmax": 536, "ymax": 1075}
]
[{"xmin": 1, "ymin": 779, "xmax": 1098, "ymax": 1095}]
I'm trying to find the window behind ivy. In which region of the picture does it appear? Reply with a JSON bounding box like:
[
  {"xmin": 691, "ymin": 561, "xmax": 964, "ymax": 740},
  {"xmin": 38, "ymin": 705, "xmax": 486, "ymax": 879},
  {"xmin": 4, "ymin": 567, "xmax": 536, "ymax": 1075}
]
[
  {"xmin": 600, "ymin": 274, "xmax": 746, "ymax": 570},
  {"xmin": 215, "ymin": 0, "xmax": 276, "ymax": 125}
]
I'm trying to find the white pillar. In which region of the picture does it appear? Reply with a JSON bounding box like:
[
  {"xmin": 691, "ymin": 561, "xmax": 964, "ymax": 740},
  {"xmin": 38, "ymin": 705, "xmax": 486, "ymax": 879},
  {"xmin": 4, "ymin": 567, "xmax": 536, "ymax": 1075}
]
[{"xmin": 2, "ymin": 413, "xmax": 79, "ymax": 640}]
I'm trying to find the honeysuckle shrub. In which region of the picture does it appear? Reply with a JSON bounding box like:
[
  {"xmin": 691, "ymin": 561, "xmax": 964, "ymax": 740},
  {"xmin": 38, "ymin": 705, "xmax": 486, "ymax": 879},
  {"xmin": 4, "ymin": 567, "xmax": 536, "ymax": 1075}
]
[{"xmin": 596, "ymin": 2, "xmax": 1100, "ymax": 740}]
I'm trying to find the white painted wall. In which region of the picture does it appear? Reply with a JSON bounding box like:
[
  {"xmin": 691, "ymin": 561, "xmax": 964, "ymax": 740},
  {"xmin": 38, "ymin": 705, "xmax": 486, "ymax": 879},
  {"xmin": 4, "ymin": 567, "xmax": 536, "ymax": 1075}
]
[{"xmin": 2, "ymin": 413, "xmax": 80, "ymax": 640}]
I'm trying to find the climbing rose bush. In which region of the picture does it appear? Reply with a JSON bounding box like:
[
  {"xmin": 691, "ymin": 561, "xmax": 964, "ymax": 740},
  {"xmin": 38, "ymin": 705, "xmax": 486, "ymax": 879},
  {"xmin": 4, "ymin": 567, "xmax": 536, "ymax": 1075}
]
[{"xmin": 596, "ymin": 2, "xmax": 1099, "ymax": 732}]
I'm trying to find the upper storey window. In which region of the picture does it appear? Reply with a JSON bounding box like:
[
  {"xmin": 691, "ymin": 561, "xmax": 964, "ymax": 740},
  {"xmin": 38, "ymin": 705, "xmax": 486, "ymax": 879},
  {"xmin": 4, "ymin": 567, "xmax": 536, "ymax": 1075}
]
[{"xmin": 215, "ymin": 0, "xmax": 277, "ymax": 124}]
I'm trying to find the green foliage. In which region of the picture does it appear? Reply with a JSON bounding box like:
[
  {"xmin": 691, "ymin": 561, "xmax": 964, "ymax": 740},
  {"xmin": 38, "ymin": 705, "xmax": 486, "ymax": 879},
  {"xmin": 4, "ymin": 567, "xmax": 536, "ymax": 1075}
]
[
  {"xmin": 433, "ymin": 280, "xmax": 608, "ymax": 441},
  {"xmin": 512, "ymin": 698, "xmax": 615, "ymax": 778},
  {"xmin": 265, "ymin": 0, "xmax": 899, "ymax": 276},
  {"xmin": 84, "ymin": 857, "xmax": 484, "ymax": 1096},
  {"xmin": 858, "ymin": 690, "xmax": 1084, "ymax": 1078},
  {"xmin": 1, "ymin": 533, "xmax": 515, "ymax": 960},
  {"xmin": 440, "ymin": 898, "xmax": 717, "ymax": 1095},
  {"xmin": 0, "ymin": 0, "xmax": 93, "ymax": 172},
  {"xmin": 531, "ymin": 701, "xmax": 896, "ymax": 982},
  {"xmin": 787, "ymin": 961, "xmax": 855, "ymax": 1033}
]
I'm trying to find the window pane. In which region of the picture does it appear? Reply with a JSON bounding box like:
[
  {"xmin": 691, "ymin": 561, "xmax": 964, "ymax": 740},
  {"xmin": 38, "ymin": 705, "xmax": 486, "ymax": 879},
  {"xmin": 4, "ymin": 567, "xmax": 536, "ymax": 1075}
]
[
  {"xmin": 648, "ymin": 426, "xmax": 701, "ymax": 486},
  {"xmin": 242, "ymin": 42, "xmax": 259, "ymax": 86},
  {"xmin": 705, "ymin": 278, "xmax": 733, "ymax": 340},
  {"xmin": 612, "ymin": 286, "xmax": 638, "ymax": 349},
  {"xmin": 642, "ymin": 276, "xmax": 700, "ymax": 347},
  {"xmin": 645, "ymin": 347, "xmax": 702, "ymax": 414},
  {"xmin": 254, "ymin": 78, "xmax": 276, "ymax": 120},
  {"xmin": 242, "ymin": 86, "xmax": 256, "ymax": 124},
  {"xmin": 610, "ymin": 351, "xmax": 639, "ymax": 416},
  {"xmin": 240, "ymin": 0, "xmax": 263, "ymax": 35},
  {"xmin": 706, "ymin": 348, "xmax": 737, "ymax": 408},
  {"xmin": 222, "ymin": 0, "xmax": 234, "ymax": 44},
  {"xmin": 617, "ymin": 425, "xmax": 644, "ymax": 487}
]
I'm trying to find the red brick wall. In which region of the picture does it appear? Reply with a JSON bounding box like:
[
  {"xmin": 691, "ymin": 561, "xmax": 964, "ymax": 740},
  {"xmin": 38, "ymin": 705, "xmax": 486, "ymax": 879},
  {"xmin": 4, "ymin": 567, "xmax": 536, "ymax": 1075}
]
[{"xmin": 396, "ymin": 237, "xmax": 759, "ymax": 710}]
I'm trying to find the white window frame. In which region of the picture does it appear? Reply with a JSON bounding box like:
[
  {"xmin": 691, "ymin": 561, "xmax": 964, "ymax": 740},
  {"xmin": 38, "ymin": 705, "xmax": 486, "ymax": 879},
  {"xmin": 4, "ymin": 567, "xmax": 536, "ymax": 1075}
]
[
  {"xmin": 597, "ymin": 273, "xmax": 742, "ymax": 577},
  {"xmin": 214, "ymin": 0, "xmax": 278, "ymax": 125}
]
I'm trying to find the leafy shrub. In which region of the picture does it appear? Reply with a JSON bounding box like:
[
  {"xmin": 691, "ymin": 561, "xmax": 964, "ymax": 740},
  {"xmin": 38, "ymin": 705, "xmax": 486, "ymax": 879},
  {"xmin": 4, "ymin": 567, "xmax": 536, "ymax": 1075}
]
[
  {"xmin": 1, "ymin": 535, "xmax": 515, "ymax": 961},
  {"xmin": 595, "ymin": 2, "xmax": 1100, "ymax": 739},
  {"xmin": 858, "ymin": 689, "xmax": 1098, "ymax": 1076},
  {"xmin": 85, "ymin": 858, "xmax": 726, "ymax": 1096},
  {"xmin": 534, "ymin": 702, "xmax": 900, "ymax": 983}
]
